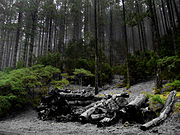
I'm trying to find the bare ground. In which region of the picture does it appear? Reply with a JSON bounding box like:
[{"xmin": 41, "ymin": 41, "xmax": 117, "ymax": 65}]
[{"xmin": 0, "ymin": 80, "xmax": 179, "ymax": 135}]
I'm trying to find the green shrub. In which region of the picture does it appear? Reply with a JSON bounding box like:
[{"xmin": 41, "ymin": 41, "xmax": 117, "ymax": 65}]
[
  {"xmin": 145, "ymin": 93, "xmax": 166, "ymax": 115},
  {"xmin": 74, "ymin": 68, "xmax": 94, "ymax": 86},
  {"xmin": 16, "ymin": 59, "xmax": 26, "ymax": 69},
  {"xmin": 0, "ymin": 96, "xmax": 11, "ymax": 117},
  {"xmin": 157, "ymin": 56, "xmax": 180, "ymax": 80},
  {"xmin": 146, "ymin": 93, "xmax": 165, "ymax": 104},
  {"xmin": 74, "ymin": 68, "xmax": 94, "ymax": 77},
  {"xmin": 159, "ymin": 34, "xmax": 175, "ymax": 57},
  {"xmin": 64, "ymin": 58, "xmax": 113, "ymax": 86},
  {"xmin": 116, "ymin": 51, "xmax": 158, "ymax": 85},
  {"xmin": 36, "ymin": 53, "xmax": 62, "ymax": 68},
  {"xmin": 51, "ymin": 78, "xmax": 70, "ymax": 89},
  {"xmin": 165, "ymin": 80, "xmax": 180, "ymax": 91},
  {"xmin": 0, "ymin": 65, "xmax": 61, "ymax": 117},
  {"xmin": 99, "ymin": 63, "xmax": 113, "ymax": 86}
]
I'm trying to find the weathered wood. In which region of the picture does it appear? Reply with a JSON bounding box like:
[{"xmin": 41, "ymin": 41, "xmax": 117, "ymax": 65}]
[
  {"xmin": 79, "ymin": 102, "xmax": 103, "ymax": 121},
  {"xmin": 140, "ymin": 108, "xmax": 157, "ymax": 123},
  {"xmin": 91, "ymin": 113, "xmax": 106, "ymax": 121},
  {"xmin": 140, "ymin": 91, "xmax": 176, "ymax": 130},
  {"xmin": 54, "ymin": 92, "xmax": 102, "ymax": 101},
  {"xmin": 79, "ymin": 93, "xmax": 129, "ymax": 121},
  {"xmin": 68, "ymin": 100, "xmax": 96, "ymax": 106},
  {"xmin": 127, "ymin": 94, "xmax": 148, "ymax": 108},
  {"xmin": 97, "ymin": 112, "xmax": 118, "ymax": 127},
  {"xmin": 119, "ymin": 94, "xmax": 148, "ymax": 123}
]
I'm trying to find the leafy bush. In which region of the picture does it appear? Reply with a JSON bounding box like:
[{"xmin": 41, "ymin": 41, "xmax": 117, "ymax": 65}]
[
  {"xmin": 116, "ymin": 51, "xmax": 158, "ymax": 85},
  {"xmin": 175, "ymin": 103, "xmax": 180, "ymax": 114},
  {"xmin": 36, "ymin": 53, "xmax": 62, "ymax": 68},
  {"xmin": 16, "ymin": 59, "xmax": 26, "ymax": 69},
  {"xmin": 145, "ymin": 93, "xmax": 166, "ymax": 115},
  {"xmin": 157, "ymin": 56, "xmax": 180, "ymax": 80},
  {"xmin": 159, "ymin": 34, "xmax": 175, "ymax": 57},
  {"xmin": 74, "ymin": 68, "xmax": 94, "ymax": 77},
  {"xmin": 165, "ymin": 80, "xmax": 180, "ymax": 91},
  {"xmin": 99, "ymin": 63, "xmax": 114, "ymax": 86},
  {"xmin": 64, "ymin": 58, "xmax": 113, "ymax": 86},
  {"xmin": 51, "ymin": 78, "xmax": 70, "ymax": 89},
  {"xmin": 74, "ymin": 68, "xmax": 94, "ymax": 86},
  {"xmin": 0, "ymin": 96, "xmax": 11, "ymax": 117},
  {"xmin": 0, "ymin": 65, "xmax": 60, "ymax": 118}
]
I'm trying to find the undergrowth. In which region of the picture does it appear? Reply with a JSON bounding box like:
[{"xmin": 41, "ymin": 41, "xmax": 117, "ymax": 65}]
[{"xmin": 0, "ymin": 65, "xmax": 60, "ymax": 118}]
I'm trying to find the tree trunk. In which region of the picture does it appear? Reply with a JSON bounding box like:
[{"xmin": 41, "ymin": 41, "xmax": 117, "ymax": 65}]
[
  {"xmin": 122, "ymin": 0, "xmax": 130, "ymax": 89},
  {"xmin": 172, "ymin": 0, "xmax": 180, "ymax": 25},
  {"xmin": 28, "ymin": 10, "xmax": 38, "ymax": 67},
  {"xmin": 135, "ymin": 0, "xmax": 145, "ymax": 51},
  {"xmin": 48, "ymin": 18, "xmax": 52, "ymax": 52},
  {"xmin": 131, "ymin": 27, "xmax": 135, "ymax": 53},
  {"xmin": 94, "ymin": 0, "xmax": 98, "ymax": 95},
  {"xmin": 23, "ymin": 33, "xmax": 29, "ymax": 67},
  {"xmin": 109, "ymin": 5, "xmax": 113, "ymax": 66},
  {"xmin": 137, "ymin": 23, "xmax": 142, "ymax": 51},
  {"xmin": 6, "ymin": 32, "xmax": 14, "ymax": 67},
  {"xmin": 166, "ymin": 0, "xmax": 175, "ymax": 30},
  {"xmin": 0, "ymin": 30, "xmax": 6, "ymax": 69},
  {"xmin": 13, "ymin": 11, "xmax": 22, "ymax": 68}
]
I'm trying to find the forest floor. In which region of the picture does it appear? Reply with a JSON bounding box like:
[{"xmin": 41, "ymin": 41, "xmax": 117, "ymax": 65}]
[{"xmin": 0, "ymin": 80, "xmax": 179, "ymax": 135}]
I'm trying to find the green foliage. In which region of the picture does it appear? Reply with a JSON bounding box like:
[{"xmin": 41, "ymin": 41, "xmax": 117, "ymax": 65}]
[
  {"xmin": 145, "ymin": 93, "xmax": 166, "ymax": 115},
  {"xmin": 73, "ymin": 68, "xmax": 94, "ymax": 86},
  {"xmin": 64, "ymin": 58, "xmax": 113, "ymax": 86},
  {"xmin": 65, "ymin": 40, "xmax": 87, "ymax": 60},
  {"xmin": 0, "ymin": 65, "xmax": 60, "ymax": 118},
  {"xmin": 146, "ymin": 93, "xmax": 166, "ymax": 104},
  {"xmin": 116, "ymin": 51, "xmax": 158, "ymax": 85},
  {"xmin": 16, "ymin": 59, "xmax": 26, "ymax": 69},
  {"xmin": 176, "ymin": 31, "xmax": 180, "ymax": 57},
  {"xmin": 51, "ymin": 78, "xmax": 70, "ymax": 89},
  {"xmin": 159, "ymin": 34, "xmax": 175, "ymax": 57},
  {"xmin": 151, "ymin": 95, "xmax": 165, "ymax": 104},
  {"xmin": 74, "ymin": 68, "xmax": 94, "ymax": 77},
  {"xmin": 175, "ymin": 103, "xmax": 180, "ymax": 114},
  {"xmin": 61, "ymin": 73, "xmax": 74, "ymax": 80},
  {"xmin": 36, "ymin": 53, "xmax": 62, "ymax": 68},
  {"xmin": 99, "ymin": 63, "xmax": 114, "ymax": 86},
  {"xmin": 59, "ymin": 79, "xmax": 70, "ymax": 88},
  {"xmin": 0, "ymin": 96, "xmax": 11, "ymax": 117},
  {"xmin": 165, "ymin": 80, "xmax": 180, "ymax": 91},
  {"xmin": 75, "ymin": 58, "xmax": 95, "ymax": 73},
  {"xmin": 157, "ymin": 56, "xmax": 180, "ymax": 80}
]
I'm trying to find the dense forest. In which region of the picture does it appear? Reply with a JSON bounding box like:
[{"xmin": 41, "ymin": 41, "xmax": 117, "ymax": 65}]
[{"xmin": 0, "ymin": 0, "xmax": 180, "ymax": 121}]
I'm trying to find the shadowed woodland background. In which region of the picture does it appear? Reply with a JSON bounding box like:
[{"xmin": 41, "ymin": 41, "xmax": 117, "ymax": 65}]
[{"xmin": 0, "ymin": 0, "xmax": 180, "ymax": 119}]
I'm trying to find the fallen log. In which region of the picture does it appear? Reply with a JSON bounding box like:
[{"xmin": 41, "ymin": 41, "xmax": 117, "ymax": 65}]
[
  {"xmin": 127, "ymin": 94, "xmax": 148, "ymax": 109},
  {"xmin": 79, "ymin": 93, "xmax": 129, "ymax": 122},
  {"xmin": 140, "ymin": 90, "xmax": 176, "ymax": 130},
  {"xmin": 97, "ymin": 112, "xmax": 118, "ymax": 127},
  {"xmin": 120, "ymin": 94, "xmax": 148, "ymax": 123},
  {"xmin": 91, "ymin": 113, "xmax": 106, "ymax": 122},
  {"xmin": 56, "ymin": 92, "xmax": 103, "ymax": 101},
  {"xmin": 140, "ymin": 108, "xmax": 157, "ymax": 123},
  {"xmin": 68, "ymin": 100, "xmax": 96, "ymax": 106}
]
